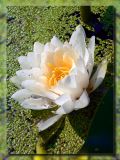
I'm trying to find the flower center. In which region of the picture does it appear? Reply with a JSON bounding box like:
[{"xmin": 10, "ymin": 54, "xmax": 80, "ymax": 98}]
[{"xmin": 47, "ymin": 63, "xmax": 71, "ymax": 88}]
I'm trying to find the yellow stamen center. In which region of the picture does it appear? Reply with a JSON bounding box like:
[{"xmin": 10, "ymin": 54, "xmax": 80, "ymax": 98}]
[
  {"xmin": 46, "ymin": 58, "xmax": 73, "ymax": 89},
  {"xmin": 47, "ymin": 63, "xmax": 71, "ymax": 87},
  {"xmin": 44, "ymin": 53, "xmax": 74, "ymax": 88}
]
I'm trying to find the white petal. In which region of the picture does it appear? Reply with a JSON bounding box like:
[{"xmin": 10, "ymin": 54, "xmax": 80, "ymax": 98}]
[
  {"xmin": 60, "ymin": 74, "xmax": 77, "ymax": 89},
  {"xmin": 34, "ymin": 42, "xmax": 44, "ymax": 67},
  {"xmin": 11, "ymin": 89, "xmax": 33, "ymax": 103},
  {"xmin": 31, "ymin": 68, "xmax": 41, "ymax": 80},
  {"xmin": 34, "ymin": 42, "xmax": 44, "ymax": 54},
  {"xmin": 56, "ymin": 73, "xmax": 86, "ymax": 100},
  {"xmin": 18, "ymin": 52, "xmax": 41, "ymax": 69},
  {"xmin": 54, "ymin": 62, "xmax": 89, "ymax": 100},
  {"xmin": 86, "ymin": 36, "xmax": 95, "ymax": 77},
  {"xmin": 51, "ymin": 36, "xmax": 63, "ymax": 48},
  {"xmin": 54, "ymin": 94, "xmax": 71, "ymax": 105},
  {"xmin": 21, "ymin": 80, "xmax": 43, "ymax": 93},
  {"xmin": 43, "ymin": 91, "xmax": 59, "ymax": 100},
  {"xmin": 16, "ymin": 68, "xmax": 41, "ymax": 81},
  {"xmin": 23, "ymin": 52, "xmax": 40, "ymax": 68},
  {"xmin": 75, "ymin": 57, "xmax": 90, "ymax": 90},
  {"xmin": 76, "ymin": 56, "xmax": 87, "ymax": 74},
  {"xmin": 56, "ymin": 77, "xmax": 79, "ymax": 99},
  {"xmin": 84, "ymin": 48, "xmax": 89, "ymax": 66},
  {"xmin": 37, "ymin": 114, "xmax": 62, "ymax": 132},
  {"xmin": 71, "ymin": 63, "xmax": 89, "ymax": 91},
  {"xmin": 63, "ymin": 42, "xmax": 79, "ymax": 60},
  {"xmin": 10, "ymin": 76, "xmax": 21, "ymax": 88},
  {"xmin": 70, "ymin": 66, "xmax": 78, "ymax": 75},
  {"xmin": 74, "ymin": 90, "xmax": 90, "ymax": 110},
  {"xmin": 50, "ymin": 87, "xmax": 63, "ymax": 96},
  {"xmin": 55, "ymin": 97, "xmax": 74, "ymax": 115},
  {"xmin": 69, "ymin": 25, "xmax": 86, "ymax": 58},
  {"xmin": 75, "ymin": 68, "xmax": 89, "ymax": 90},
  {"xmin": 86, "ymin": 54, "xmax": 94, "ymax": 77},
  {"xmin": 89, "ymin": 60, "xmax": 108, "ymax": 92},
  {"xmin": 34, "ymin": 53, "xmax": 41, "ymax": 68},
  {"xmin": 18, "ymin": 56, "xmax": 31, "ymax": 69},
  {"xmin": 16, "ymin": 69, "xmax": 32, "ymax": 81},
  {"xmin": 53, "ymin": 49, "xmax": 64, "ymax": 67},
  {"xmin": 88, "ymin": 36, "xmax": 95, "ymax": 61},
  {"xmin": 44, "ymin": 42, "xmax": 55, "ymax": 53},
  {"xmin": 27, "ymin": 52, "xmax": 35, "ymax": 67},
  {"xmin": 22, "ymin": 80, "xmax": 59, "ymax": 100},
  {"xmin": 40, "ymin": 43, "xmax": 55, "ymax": 73},
  {"xmin": 21, "ymin": 97, "xmax": 52, "ymax": 110}
]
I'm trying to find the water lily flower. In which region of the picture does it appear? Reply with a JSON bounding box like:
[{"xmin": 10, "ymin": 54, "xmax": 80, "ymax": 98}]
[{"xmin": 11, "ymin": 25, "xmax": 107, "ymax": 132}]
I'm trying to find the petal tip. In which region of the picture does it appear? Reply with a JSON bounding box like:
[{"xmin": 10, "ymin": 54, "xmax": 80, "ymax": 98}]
[
  {"xmin": 76, "ymin": 25, "xmax": 82, "ymax": 30},
  {"xmin": 10, "ymin": 77, "xmax": 14, "ymax": 83},
  {"xmin": 11, "ymin": 93, "xmax": 16, "ymax": 100}
]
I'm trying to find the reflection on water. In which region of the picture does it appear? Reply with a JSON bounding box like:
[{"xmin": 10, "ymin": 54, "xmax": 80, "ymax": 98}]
[{"xmin": 81, "ymin": 87, "xmax": 114, "ymax": 153}]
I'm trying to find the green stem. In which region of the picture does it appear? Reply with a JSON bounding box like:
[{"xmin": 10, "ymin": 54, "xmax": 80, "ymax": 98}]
[{"xmin": 80, "ymin": 6, "xmax": 93, "ymax": 25}]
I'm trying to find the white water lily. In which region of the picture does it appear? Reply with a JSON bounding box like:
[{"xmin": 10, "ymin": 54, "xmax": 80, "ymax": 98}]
[{"xmin": 11, "ymin": 25, "xmax": 107, "ymax": 132}]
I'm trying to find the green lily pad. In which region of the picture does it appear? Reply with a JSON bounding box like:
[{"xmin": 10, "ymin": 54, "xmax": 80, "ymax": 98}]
[{"xmin": 7, "ymin": 6, "xmax": 114, "ymax": 154}]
